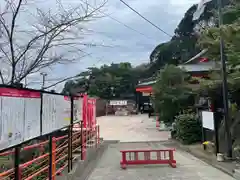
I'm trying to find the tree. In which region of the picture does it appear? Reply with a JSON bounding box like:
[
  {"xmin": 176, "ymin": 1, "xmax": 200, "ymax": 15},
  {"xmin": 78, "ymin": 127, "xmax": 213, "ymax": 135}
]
[
  {"xmin": 149, "ymin": 4, "xmax": 200, "ymax": 73},
  {"xmin": 62, "ymin": 62, "xmax": 141, "ymax": 99},
  {"xmin": 195, "ymin": 0, "xmax": 240, "ymax": 93},
  {"xmin": 193, "ymin": 1, "xmax": 240, "ymax": 155},
  {"xmin": 198, "ymin": 0, "xmax": 240, "ymax": 69},
  {"xmin": 0, "ymin": 0, "xmax": 107, "ymax": 86},
  {"xmin": 153, "ymin": 65, "xmax": 194, "ymax": 124},
  {"xmin": 148, "ymin": 0, "xmax": 231, "ymax": 78}
]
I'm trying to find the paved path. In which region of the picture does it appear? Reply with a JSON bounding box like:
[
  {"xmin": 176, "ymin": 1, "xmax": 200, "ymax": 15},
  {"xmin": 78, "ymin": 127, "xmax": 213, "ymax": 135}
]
[
  {"xmin": 87, "ymin": 115, "xmax": 235, "ymax": 180},
  {"xmin": 97, "ymin": 114, "xmax": 170, "ymax": 142}
]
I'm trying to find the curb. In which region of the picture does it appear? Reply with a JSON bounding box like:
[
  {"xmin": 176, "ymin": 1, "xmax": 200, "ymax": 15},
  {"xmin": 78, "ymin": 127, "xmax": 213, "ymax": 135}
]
[
  {"xmin": 60, "ymin": 139, "xmax": 120, "ymax": 180},
  {"xmin": 118, "ymin": 140, "xmax": 169, "ymax": 144},
  {"xmin": 80, "ymin": 143, "xmax": 108, "ymax": 180},
  {"xmin": 82, "ymin": 140, "xmax": 121, "ymax": 180},
  {"xmin": 164, "ymin": 140, "xmax": 235, "ymax": 178}
]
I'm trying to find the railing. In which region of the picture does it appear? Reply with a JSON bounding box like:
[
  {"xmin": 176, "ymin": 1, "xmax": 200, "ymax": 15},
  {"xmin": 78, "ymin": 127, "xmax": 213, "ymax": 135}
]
[{"xmin": 0, "ymin": 123, "xmax": 100, "ymax": 180}]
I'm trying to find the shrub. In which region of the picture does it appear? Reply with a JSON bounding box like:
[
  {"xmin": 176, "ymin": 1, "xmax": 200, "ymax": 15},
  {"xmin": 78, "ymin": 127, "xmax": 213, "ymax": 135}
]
[
  {"xmin": 175, "ymin": 112, "xmax": 202, "ymax": 144},
  {"xmin": 153, "ymin": 65, "xmax": 195, "ymax": 124}
]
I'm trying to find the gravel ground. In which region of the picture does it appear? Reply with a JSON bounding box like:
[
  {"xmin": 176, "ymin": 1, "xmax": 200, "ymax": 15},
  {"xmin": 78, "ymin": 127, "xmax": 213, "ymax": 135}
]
[{"xmin": 97, "ymin": 114, "xmax": 170, "ymax": 142}]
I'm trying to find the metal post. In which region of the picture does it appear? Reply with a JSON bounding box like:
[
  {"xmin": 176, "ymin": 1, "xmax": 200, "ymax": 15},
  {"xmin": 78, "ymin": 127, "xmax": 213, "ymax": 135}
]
[
  {"xmin": 136, "ymin": 92, "xmax": 139, "ymax": 112},
  {"xmin": 97, "ymin": 125, "xmax": 100, "ymax": 145},
  {"xmin": 40, "ymin": 92, "xmax": 43, "ymax": 135},
  {"xmin": 68, "ymin": 95, "xmax": 74, "ymax": 172},
  {"xmin": 68, "ymin": 125, "xmax": 72, "ymax": 173},
  {"xmin": 14, "ymin": 145, "xmax": 21, "ymax": 180},
  {"xmin": 217, "ymin": 0, "xmax": 232, "ymax": 158},
  {"xmin": 81, "ymin": 121, "xmax": 83, "ymax": 160},
  {"xmin": 214, "ymin": 112, "xmax": 220, "ymax": 155},
  {"xmin": 52, "ymin": 137, "xmax": 56, "ymax": 180},
  {"xmin": 40, "ymin": 72, "xmax": 47, "ymax": 90},
  {"xmin": 48, "ymin": 135, "xmax": 53, "ymax": 180}
]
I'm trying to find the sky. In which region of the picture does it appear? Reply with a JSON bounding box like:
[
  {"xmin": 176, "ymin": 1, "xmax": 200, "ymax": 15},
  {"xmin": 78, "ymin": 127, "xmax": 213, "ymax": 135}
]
[
  {"xmin": 1, "ymin": 0, "xmax": 200, "ymax": 91},
  {"xmin": 50, "ymin": 0, "xmax": 200, "ymax": 91},
  {"xmin": 55, "ymin": 0, "xmax": 199, "ymax": 71}
]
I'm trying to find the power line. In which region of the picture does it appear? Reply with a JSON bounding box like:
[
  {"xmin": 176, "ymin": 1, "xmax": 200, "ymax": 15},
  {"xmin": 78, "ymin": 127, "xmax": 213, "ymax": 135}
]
[
  {"xmin": 84, "ymin": 29, "xmax": 156, "ymax": 50},
  {"xmin": 119, "ymin": 0, "xmax": 173, "ymax": 38},
  {"xmin": 103, "ymin": 12, "xmax": 156, "ymax": 41},
  {"xmin": 81, "ymin": 1, "xmax": 157, "ymax": 41}
]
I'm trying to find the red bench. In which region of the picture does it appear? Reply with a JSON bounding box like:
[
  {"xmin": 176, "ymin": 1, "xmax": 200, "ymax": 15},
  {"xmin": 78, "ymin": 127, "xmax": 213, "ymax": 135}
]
[{"xmin": 120, "ymin": 149, "xmax": 176, "ymax": 169}]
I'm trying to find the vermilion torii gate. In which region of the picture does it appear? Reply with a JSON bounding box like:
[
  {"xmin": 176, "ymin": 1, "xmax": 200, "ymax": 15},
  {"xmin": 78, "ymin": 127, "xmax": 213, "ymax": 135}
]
[
  {"xmin": 135, "ymin": 55, "xmax": 215, "ymax": 128},
  {"xmin": 135, "ymin": 55, "xmax": 215, "ymax": 111},
  {"xmin": 135, "ymin": 80, "xmax": 155, "ymax": 112}
]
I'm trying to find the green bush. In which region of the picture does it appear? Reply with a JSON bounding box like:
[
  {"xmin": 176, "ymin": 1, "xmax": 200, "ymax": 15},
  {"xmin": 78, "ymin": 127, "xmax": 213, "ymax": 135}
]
[
  {"xmin": 153, "ymin": 65, "xmax": 195, "ymax": 124},
  {"xmin": 175, "ymin": 112, "xmax": 202, "ymax": 144}
]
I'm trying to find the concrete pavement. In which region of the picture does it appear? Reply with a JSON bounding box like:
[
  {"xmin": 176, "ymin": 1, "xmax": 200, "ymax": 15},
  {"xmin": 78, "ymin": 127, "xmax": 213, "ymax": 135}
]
[
  {"xmin": 87, "ymin": 142, "xmax": 235, "ymax": 180},
  {"xmin": 85, "ymin": 115, "xmax": 235, "ymax": 180}
]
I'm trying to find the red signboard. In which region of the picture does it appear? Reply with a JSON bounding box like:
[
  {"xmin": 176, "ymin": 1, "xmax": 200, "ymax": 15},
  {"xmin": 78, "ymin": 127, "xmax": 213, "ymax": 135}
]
[{"xmin": 0, "ymin": 88, "xmax": 40, "ymax": 98}]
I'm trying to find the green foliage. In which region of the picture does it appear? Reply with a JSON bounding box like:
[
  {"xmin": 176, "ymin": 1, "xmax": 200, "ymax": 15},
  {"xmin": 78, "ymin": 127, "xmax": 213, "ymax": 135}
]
[
  {"xmin": 62, "ymin": 62, "xmax": 147, "ymax": 99},
  {"xmin": 153, "ymin": 65, "xmax": 194, "ymax": 124},
  {"xmin": 198, "ymin": 23, "xmax": 240, "ymax": 67},
  {"xmin": 198, "ymin": 0, "xmax": 240, "ymax": 68},
  {"xmin": 148, "ymin": 0, "xmax": 232, "ymax": 77},
  {"xmin": 195, "ymin": 0, "xmax": 240, "ymax": 107},
  {"xmin": 175, "ymin": 112, "xmax": 202, "ymax": 144},
  {"xmin": 149, "ymin": 3, "xmax": 212, "ymax": 75}
]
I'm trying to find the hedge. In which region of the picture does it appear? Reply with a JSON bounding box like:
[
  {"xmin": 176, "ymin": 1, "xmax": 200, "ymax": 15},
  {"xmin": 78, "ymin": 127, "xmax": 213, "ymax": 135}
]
[{"xmin": 175, "ymin": 112, "xmax": 202, "ymax": 144}]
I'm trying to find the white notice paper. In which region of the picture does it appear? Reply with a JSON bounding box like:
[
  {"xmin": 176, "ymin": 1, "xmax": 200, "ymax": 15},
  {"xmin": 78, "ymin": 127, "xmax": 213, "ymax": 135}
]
[
  {"xmin": 42, "ymin": 93, "xmax": 57, "ymax": 135},
  {"xmin": 73, "ymin": 97, "xmax": 83, "ymax": 122},
  {"xmin": 0, "ymin": 88, "xmax": 24, "ymax": 150},
  {"xmin": 24, "ymin": 91, "xmax": 41, "ymax": 141},
  {"xmin": 42, "ymin": 94, "xmax": 71, "ymax": 135},
  {"xmin": 202, "ymin": 111, "xmax": 214, "ymax": 130},
  {"xmin": 0, "ymin": 88, "xmax": 41, "ymax": 151}
]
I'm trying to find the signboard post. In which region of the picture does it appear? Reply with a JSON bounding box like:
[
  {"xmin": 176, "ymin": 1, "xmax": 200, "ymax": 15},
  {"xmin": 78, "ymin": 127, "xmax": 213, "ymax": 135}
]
[{"xmin": 201, "ymin": 111, "xmax": 219, "ymax": 154}]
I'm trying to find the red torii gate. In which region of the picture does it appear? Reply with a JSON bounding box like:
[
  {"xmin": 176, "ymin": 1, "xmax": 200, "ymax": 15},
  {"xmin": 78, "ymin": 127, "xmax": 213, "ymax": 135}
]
[
  {"xmin": 135, "ymin": 84, "xmax": 160, "ymax": 128},
  {"xmin": 135, "ymin": 86, "xmax": 153, "ymax": 94},
  {"xmin": 73, "ymin": 94, "xmax": 97, "ymax": 131},
  {"xmin": 82, "ymin": 94, "xmax": 97, "ymax": 129}
]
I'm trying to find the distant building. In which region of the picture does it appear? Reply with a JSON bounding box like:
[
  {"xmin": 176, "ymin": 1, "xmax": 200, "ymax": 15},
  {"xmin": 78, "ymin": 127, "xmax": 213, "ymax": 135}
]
[{"xmin": 135, "ymin": 49, "xmax": 219, "ymax": 110}]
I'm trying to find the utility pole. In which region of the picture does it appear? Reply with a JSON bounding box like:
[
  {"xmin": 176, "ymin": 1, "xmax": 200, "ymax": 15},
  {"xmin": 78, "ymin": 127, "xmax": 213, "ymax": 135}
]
[
  {"xmin": 217, "ymin": 0, "xmax": 232, "ymax": 158},
  {"xmin": 193, "ymin": 0, "xmax": 232, "ymax": 158},
  {"xmin": 24, "ymin": 77, "xmax": 27, "ymax": 88},
  {"xmin": 40, "ymin": 72, "xmax": 47, "ymax": 90}
]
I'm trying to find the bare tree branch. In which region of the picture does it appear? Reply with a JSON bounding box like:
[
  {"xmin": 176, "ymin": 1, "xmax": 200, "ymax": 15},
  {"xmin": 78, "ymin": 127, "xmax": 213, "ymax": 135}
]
[{"xmin": 0, "ymin": 0, "xmax": 107, "ymax": 85}]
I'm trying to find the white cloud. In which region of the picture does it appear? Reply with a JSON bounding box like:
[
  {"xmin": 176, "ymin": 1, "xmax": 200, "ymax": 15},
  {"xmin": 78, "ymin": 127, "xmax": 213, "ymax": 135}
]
[{"xmin": 0, "ymin": 0, "xmax": 198, "ymax": 91}]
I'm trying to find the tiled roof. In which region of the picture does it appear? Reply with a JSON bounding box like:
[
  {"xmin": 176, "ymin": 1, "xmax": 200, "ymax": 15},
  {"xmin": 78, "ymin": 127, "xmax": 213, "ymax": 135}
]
[
  {"xmin": 184, "ymin": 49, "xmax": 208, "ymax": 64},
  {"xmin": 178, "ymin": 61, "xmax": 219, "ymax": 72},
  {"xmin": 137, "ymin": 80, "xmax": 156, "ymax": 87}
]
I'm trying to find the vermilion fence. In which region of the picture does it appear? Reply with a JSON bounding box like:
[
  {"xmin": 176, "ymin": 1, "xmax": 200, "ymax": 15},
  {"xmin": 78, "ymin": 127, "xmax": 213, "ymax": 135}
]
[
  {"xmin": 0, "ymin": 86, "xmax": 99, "ymax": 180},
  {"xmin": 0, "ymin": 124, "xmax": 100, "ymax": 179}
]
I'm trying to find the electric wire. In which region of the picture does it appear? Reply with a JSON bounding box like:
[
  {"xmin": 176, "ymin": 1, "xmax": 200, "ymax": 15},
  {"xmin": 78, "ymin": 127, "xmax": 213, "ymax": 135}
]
[{"xmin": 119, "ymin": 0, "xmax": 173, "ymax": 38}]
